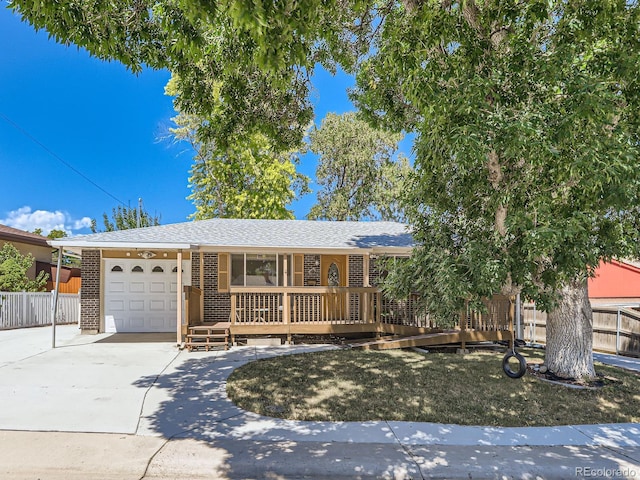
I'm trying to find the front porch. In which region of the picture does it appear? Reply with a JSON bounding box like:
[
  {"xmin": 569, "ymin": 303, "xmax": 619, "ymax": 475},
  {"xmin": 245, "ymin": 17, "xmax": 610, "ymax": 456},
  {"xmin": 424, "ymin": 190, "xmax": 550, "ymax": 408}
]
[{"xmin": 183, "ymin": 286, "xmax": 515, "ymax": 349}]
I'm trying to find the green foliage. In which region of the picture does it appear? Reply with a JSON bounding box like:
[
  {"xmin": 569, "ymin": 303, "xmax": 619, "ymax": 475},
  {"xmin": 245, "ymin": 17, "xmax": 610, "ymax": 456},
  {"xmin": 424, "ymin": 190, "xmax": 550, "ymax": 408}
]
[
  {"xmin": 308, "ymin": 112, "xmax": 411, "ymax": 221},
  {"xmin": 9, "ymin": 0, "xmax": 381, "ymax": 152},
  {"xmin": 91, "ymin": 205, "xmax": 160, "ymax": 233},
  {"xmin": 169, "ymin": 100, "xmax": 310, "ymax": 219},
  {"xmin": 0, "ymin": 243, "xmax": 48, "ymax": 292},
  {"xmin": 46, "ymin": 229, "xmax": 66, "ymax": 240},
  {"xmin": 9, "ymin": 0, "xmax": 318, "ymax": 152},
  {"xmin": 353, "ymin": 0, "xmax": 640, "ymax": 319}
]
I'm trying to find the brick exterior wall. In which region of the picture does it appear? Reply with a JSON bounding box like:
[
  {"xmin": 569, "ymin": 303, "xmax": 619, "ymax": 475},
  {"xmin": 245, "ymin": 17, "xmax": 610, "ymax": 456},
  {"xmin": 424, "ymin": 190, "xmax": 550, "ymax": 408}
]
[
  {"xmin": 304, "ymin": 254, "xmax": 320, "ymax": 286},
  {"xmin": 191, "ymin": 252, "xmax": 200, "ymax": 288},
  {"xmin": 202, "ymin": 253, "xmax": 231, "ymax": 323},
  {"xmin": 349, "ymin": 255, "xmax": 364, "ymax": 321},
  {"xmin": 80, "ymin": 249, "xmax": 101, "ymax": 332},
  {"xmin": 349, "ymin": 255, "xmax": 364, "ymax": 288}
]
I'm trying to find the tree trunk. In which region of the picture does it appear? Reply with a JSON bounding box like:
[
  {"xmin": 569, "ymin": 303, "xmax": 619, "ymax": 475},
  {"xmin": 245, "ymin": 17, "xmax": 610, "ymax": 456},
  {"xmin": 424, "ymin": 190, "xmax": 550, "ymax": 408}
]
[{"xmin": 545, "ymin": 278, "xmax": 596, "ymax": 380}]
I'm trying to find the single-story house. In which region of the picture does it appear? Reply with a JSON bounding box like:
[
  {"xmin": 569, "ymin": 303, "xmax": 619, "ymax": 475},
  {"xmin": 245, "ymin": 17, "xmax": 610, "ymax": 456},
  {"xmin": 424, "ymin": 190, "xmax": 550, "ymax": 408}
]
[
  {"xmin": 589, "ymin": 259, "xmax": 640, "ymax": 306},
  {"xmin": 50, "ymin": 219, "xmax": 424, "ymax": 344},
  {"xmin": 0, "ymin": 224, "xmax": 52, "ymax": 283}
]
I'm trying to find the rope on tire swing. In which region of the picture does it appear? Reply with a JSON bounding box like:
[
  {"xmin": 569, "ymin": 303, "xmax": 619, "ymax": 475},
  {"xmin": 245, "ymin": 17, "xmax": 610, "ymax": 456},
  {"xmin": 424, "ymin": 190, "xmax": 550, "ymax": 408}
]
[{"xmin": 502, "ymin": 297, "xmax": 527, "ymax": 379}]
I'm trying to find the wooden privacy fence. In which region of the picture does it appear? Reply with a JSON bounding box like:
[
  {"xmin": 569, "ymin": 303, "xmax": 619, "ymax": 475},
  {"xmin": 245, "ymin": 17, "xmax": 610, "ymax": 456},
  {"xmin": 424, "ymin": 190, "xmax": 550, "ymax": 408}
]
[
  {"xmin": 0, "ymin": 291, "xmax": 80, "ymax": 330},
  {"xmin": 521, "ymin": 303, "xmax": 640, "ymax": 356}
]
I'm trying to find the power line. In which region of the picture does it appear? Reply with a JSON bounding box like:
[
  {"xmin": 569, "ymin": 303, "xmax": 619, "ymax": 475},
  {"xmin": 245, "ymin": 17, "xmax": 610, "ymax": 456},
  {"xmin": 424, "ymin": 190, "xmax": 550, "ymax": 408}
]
[{"xmin": 0, "ymin": 111, "xmax": 127, "ymax": 206}]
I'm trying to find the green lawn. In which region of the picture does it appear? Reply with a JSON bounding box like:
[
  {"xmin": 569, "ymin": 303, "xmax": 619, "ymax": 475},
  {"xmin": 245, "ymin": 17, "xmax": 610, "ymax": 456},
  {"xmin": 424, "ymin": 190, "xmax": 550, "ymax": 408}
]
[{"xmin": 226, "ymin": 348, "xmax": 640, "ymax": 427}]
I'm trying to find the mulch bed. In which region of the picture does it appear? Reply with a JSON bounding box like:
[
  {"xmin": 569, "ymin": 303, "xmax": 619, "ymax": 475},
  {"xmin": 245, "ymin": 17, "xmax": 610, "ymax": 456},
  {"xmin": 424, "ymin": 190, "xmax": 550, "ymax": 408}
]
[{"xmin": 526, "ymin": 364, "xmax": 619, "ymax": 389}]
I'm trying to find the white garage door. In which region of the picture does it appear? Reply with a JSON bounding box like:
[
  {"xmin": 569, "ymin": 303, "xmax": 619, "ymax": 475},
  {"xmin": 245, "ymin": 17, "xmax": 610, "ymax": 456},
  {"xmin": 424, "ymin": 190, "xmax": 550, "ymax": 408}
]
[{"xmin": 104, "ymin": 259, "xmax": 191, "ymax": 333}]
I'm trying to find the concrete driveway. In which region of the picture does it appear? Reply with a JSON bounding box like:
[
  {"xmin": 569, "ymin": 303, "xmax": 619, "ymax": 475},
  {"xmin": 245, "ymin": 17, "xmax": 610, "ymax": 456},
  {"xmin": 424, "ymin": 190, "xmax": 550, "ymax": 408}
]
[
  {"xmin": 0, "ymin": 325, "xmax": 180, "ymax": 433},
  {"xmin": 1, "ymin": 325, "xmax": 640, "ymax": 479}
]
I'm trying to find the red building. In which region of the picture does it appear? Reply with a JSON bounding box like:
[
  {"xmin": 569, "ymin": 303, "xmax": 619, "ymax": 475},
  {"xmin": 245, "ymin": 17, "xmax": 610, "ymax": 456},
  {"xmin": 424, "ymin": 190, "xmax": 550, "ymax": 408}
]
[{"xmin": 589, "ymin": 259, "xmax": 640, "ymax": 306}]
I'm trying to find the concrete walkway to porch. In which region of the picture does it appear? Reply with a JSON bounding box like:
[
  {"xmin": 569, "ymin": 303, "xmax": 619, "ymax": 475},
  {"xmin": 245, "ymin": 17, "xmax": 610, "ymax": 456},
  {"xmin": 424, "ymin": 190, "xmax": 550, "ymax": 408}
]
[{"xmin": 0, "ymin": 325, "xmax": 639, "ymax": 479}]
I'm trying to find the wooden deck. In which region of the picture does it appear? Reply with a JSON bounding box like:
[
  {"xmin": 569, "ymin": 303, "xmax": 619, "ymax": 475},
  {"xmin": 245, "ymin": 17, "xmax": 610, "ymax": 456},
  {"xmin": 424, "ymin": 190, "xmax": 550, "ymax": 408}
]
[
  {"xmin": 183, "ymin": 286, "xmax": 516, "ymax": 350},
  {"xmin": 352, "ymin": 329, "xmax": 512, "ymax": 350}
]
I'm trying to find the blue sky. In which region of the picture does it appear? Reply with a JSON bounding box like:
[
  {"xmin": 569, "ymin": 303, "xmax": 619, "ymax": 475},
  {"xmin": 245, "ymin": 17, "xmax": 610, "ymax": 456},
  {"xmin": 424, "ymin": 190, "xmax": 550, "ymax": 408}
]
[{"xmin": 0, "ymin": 5, "xmax": 394, "ymax": 236}]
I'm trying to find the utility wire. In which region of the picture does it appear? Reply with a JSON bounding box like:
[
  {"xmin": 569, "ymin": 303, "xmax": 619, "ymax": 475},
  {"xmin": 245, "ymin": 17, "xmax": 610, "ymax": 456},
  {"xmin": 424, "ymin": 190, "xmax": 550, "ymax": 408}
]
[{"xmin": 0, "ymin": 111, "xmax": 127, "ymax": 206}]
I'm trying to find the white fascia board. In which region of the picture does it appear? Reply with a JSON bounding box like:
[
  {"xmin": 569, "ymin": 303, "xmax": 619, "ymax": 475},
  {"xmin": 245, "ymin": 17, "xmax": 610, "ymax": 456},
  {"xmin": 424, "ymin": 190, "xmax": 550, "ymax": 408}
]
[
  {"xmin": 196, "ymin": 245, "xmax": 383, "ymax": 255},
  {"xmin": 47, "ymin": 240, "xmax": 194, "ymax": 250},
  {"xmin": 370, "ymin": 246, "xmax": 413, "ymax": 256}
]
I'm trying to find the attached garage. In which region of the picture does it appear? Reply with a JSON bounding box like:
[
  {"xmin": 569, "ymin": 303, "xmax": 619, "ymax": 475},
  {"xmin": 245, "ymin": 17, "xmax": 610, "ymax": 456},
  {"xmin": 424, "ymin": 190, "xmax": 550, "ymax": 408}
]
[{"xmin": 104, "ymin": 259, "xmax": 191, "ymax": 333}]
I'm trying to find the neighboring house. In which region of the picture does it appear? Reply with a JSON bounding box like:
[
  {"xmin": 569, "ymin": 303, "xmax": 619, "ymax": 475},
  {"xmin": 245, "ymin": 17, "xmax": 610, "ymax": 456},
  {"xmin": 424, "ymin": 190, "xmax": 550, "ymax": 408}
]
[
  {"xmin": 0, "ymin": 224, "xmax": 52, "ymax": 283},
  {"xmin": 589, "ymin": 259, "xmax": 640, "ymax": 306},
  {"xmin": 50, "ymin": 219, "xmax": 418, "ymax": 339},
  {"xmin": 0, "ymin": 224, "xmax": 81, "ymax": 293}
]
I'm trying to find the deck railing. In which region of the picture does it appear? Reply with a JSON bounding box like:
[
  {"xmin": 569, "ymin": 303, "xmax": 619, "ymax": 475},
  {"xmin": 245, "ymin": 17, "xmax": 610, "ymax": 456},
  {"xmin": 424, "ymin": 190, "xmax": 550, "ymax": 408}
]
[
  {"xmin": 228, "ymin": 287, "xmax": 514, "ymax": 341},
  {"xmin": 230, "ymin": 287, "xmax": 379, "ymax": 325},
  {"xmin": 379, "ymin": 294, "xmax": 436, "ymax": 328},
  {"xmin": 462, "ymin": 297, "xmax": 513, "ymax": 332}
]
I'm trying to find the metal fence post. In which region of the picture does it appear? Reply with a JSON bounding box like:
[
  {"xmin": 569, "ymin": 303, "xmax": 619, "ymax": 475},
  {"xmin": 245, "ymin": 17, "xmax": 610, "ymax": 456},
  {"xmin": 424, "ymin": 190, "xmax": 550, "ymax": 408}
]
[{"xmin": 51, "ymin": 247, "xmax": 63, "ymax": 348}]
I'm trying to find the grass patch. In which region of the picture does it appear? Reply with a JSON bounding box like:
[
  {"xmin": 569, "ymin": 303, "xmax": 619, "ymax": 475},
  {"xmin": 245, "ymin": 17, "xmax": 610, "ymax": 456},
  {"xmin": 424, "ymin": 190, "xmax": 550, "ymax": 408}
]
[{"xmin": 226, "ymin": 348, "xmax": 640, "ymax": 427}]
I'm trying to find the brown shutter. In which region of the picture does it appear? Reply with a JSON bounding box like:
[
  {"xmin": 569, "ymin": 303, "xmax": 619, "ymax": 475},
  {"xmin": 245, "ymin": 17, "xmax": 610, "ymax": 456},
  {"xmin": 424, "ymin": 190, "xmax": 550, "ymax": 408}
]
[
  {"xmin": 293, "ymin": 254, "xmax": 304, "ymax": 286},
  {"xmin": 218, "ymin": 253, "xmax": 229, "ymax": 293}
]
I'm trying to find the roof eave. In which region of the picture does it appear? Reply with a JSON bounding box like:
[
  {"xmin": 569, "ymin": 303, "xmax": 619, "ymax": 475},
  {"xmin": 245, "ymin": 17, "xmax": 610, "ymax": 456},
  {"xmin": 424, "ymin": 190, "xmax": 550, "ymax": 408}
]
[
  {"xmin": 48, "ymin": 240, "xmax": 194, "ymax": 250},
  {"xmin": 2, "ymin": 233, "xmax": 50, "ymax": 248}
]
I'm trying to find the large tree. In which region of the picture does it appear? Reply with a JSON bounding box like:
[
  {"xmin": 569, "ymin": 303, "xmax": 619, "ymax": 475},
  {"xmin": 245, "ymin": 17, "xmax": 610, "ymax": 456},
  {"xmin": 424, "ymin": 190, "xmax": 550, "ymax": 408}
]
[
  {"xmin": 166, "ymin": 76, "xmax": 310, "ymax": 220},
  {"xmin": 356, "ymin": 1, "xmax": 640, "ymax": 380},
  {"xmin": 11, "ymin": 0, "xmax": 640, "ymax": 380},
  {"xmin": 308, "ymin": 112, "xmax": 411, "ymax": 221}
]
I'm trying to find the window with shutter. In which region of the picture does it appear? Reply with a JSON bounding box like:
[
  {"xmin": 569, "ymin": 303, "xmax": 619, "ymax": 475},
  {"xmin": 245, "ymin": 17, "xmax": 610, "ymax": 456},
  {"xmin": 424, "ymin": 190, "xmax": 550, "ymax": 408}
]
[
  {"xmin": 218, "ymin": 253, "xmax": 230, "ymax": 293},
  {"xmin": 293, "ymin": 254, "xmax": 304, "ymax": 286}
]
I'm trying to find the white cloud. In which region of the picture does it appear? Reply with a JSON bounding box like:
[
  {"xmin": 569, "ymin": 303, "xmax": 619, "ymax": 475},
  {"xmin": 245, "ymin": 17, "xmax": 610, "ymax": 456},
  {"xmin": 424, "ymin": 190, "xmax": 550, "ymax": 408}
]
[
  {"xmin": 73, "ymin": 217, "xmax": 93, "ymax": 230},
  {"xmin": 1, "ymin": 206, "xmax": 92, "ymax": 236}
]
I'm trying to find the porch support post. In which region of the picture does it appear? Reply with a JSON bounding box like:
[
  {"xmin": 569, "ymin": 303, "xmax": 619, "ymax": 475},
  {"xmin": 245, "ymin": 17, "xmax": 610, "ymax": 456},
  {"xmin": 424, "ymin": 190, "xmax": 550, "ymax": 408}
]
[
  {"xmin": 176, "ymin": 250, "xmax": 183, "ymax": 345},
  {"xmin": 363, "ymin": 254, "xmax": 370, "ymax": 325},
  {"xmin": 283, "ymin": 254, "xmax": 291, "ymax": 344},
  {"xmin": 376, "ymin": 290, "xmax": 382, "ymax": 339},
  {"xmin": 51, "ymin": 247, "xmax": 63, "ymax": 348},
  {"xmin": 363, "ymin": 254, "xmax": 370, "ymax": 287},
  {"xmin": 230, "ymin": 293, "xmax": 236, "ymax": 345},
  {"xmin": 199, "ymin": 250, "xmax": 205, "ymax": 320}
]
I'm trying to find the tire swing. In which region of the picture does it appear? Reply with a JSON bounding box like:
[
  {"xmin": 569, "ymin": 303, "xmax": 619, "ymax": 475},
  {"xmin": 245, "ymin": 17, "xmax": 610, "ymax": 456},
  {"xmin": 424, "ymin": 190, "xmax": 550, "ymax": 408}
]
[
  {"xmin": 502, "ymin": 349, "xmax": 527, "ymax": 379},
  {"xmin": 502, "ymin": 302, "xmax": 527, "ymax": 378}
]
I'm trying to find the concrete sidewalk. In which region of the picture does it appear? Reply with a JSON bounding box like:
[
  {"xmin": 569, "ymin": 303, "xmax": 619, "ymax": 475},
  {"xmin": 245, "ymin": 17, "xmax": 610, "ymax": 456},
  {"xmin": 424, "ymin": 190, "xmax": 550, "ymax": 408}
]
[
  {"xmin": 0, "ymin": 326, "xmax": 639, "ymax": 479},
  {"xmin": 1, "ymin": 430, "xmax": 639, "ymax": 479}
]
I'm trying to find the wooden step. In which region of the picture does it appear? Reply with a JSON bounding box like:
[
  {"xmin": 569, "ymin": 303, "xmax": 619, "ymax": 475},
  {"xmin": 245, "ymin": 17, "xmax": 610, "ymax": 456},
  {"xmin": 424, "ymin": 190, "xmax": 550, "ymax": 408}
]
[
  {"xmin": 185, "ymin": 339, "xmax": 229, "ymax": 352},
  {"xmin": 189, "ymin": 326, "xmax": 229, "ymax": 334},
  {"xmin": 185, "ymin": 323, "xmax": 230, "ymax": 352},
  {"xmin": 187, "ymin": 333, "xmax": 229, "ymax": 338}
]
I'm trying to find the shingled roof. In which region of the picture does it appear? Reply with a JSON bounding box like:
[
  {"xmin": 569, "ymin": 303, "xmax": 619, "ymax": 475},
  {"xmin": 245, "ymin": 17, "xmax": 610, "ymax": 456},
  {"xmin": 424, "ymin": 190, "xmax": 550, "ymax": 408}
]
[
  {"xmin": 49, "ymin": 218, "xmax": 413, "ymax": 253},
  {"xmin": 0, "ymin": 224, "xmax": 49, "ymax": 247}
]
